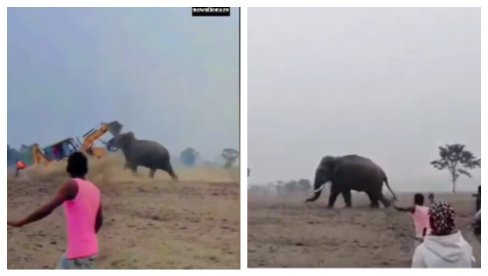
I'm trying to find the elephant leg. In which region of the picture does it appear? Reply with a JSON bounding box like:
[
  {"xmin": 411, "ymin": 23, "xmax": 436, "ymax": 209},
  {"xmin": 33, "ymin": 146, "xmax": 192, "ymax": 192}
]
[
  {"xmin": 149, "ymin": 168, "xmax": 156, "ymax": 178},
  {"xmin": 342, "ymin": 190, "xmax": 352, "ymax": 208},
  {"xmin": 379, "ymin": 194, "xmax": 391, "ymax": 208},
  {"xmin": 129, "ymin": 164, "xmax": 138, "ymax": 174},
  {"xmin": 328, "ymin": 190, "xmax": 340, "ymax": 209},
  {"xmin": 367, "ymin": 193, "xmax": 380, "ymax": 208}
]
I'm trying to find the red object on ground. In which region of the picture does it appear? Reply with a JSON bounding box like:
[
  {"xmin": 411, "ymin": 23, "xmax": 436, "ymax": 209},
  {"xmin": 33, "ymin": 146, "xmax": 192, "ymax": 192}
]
[{"xmin": 16, "ymin": 161, "xmax": 26, "ymax": 170}]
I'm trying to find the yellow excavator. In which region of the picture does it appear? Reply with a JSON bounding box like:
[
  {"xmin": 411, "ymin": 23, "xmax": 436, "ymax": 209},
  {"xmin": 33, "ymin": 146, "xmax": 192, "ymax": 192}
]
[
  {"xmin": 19, "ymin": 121, "xmax": 123, "ymax": 167},
  {"xmin": 19, "ymin": 143, "xmax": 50, "ymax": 166}
]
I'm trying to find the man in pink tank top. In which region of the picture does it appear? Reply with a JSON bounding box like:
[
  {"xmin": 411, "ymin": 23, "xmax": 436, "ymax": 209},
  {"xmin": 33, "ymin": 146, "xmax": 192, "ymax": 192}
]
[
  {"xmin": 394, "ymin": 193, "xmax": 432, "ymax": 252},
  {"xmin": 8, "ymin": 152, "xmax": 103, "ymax": 269}
]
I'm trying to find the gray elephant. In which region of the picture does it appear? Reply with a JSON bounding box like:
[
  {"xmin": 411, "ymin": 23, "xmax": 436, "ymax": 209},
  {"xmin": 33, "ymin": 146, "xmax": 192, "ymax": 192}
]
[
  {"xmin": 305, "ymin": 155, "xmax": 397, "ymax": 208},
  {"xmin": 114, "ymin": 132, "xmax": 178, "ymax": 181}
]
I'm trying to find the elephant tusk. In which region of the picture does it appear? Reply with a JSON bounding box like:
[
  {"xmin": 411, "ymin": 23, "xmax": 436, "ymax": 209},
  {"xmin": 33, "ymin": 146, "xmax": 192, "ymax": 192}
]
[{"xmin": 311, "ymin": 184, "xmax": 325, "ymax": 193}]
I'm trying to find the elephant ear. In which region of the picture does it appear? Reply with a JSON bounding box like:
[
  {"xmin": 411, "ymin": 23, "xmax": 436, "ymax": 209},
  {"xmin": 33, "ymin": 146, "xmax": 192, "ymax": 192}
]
[{"xmin": 116, "ymin": 132, "xmax": 135, "ymax": 148}]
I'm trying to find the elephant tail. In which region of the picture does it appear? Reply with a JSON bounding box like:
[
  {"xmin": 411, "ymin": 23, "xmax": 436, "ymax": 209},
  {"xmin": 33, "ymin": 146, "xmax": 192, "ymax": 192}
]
[
  {"xmin": 167, "ymin": 164, "xmax": 178, "ymax": 182},
  {"xmin": 383, "ymin": 176, "xmax": 397, "ymax": 201}
]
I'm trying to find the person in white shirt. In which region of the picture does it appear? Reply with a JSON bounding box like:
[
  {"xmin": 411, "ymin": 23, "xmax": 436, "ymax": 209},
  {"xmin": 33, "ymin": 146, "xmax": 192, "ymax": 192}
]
[
  {"xmin": 474, "ymin": 209, "xmax": 481, "ymax": 221},
  {"xmin": 411, "ymin": 202, "xmax": 475, "ymax": 268}
]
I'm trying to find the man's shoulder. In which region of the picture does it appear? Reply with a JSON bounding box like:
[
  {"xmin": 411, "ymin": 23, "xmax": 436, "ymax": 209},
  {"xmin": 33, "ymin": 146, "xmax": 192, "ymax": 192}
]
[
  {"xmin": 72, "ymin": 178, "xmax": 101, "ymax": 194},
  {"xmin": 86, "ymin": 180, "xmax": 101, "ymax": 192},
  {"xmin": 415, "ymin": 205, "xmax": 429, "ymax": 213},
  {"xmin": 87, "ymin": 180, "xmax": 102, "ymax": 196},
  {"xmin": 60, "ymin": 179, "xmax": 80, "ymax": 200}
]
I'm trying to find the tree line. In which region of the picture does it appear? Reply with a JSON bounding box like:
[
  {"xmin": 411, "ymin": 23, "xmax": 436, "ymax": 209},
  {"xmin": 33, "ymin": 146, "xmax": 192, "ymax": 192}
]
[{"xmin": 8, "ymin": 144, "xmax": 240, "ymax": 170}]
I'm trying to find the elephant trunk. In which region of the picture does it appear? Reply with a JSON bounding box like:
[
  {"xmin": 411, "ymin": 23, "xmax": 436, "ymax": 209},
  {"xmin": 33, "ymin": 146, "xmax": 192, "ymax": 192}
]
[{"xmin": 305, "ymin": 172, "xmax": 325, "ymax": 202}]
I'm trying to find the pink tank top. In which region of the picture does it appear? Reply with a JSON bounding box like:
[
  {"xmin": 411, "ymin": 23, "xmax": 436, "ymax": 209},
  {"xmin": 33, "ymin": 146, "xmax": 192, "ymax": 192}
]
[
  {"xmin": 411, "ymin": 205, "xmax": 431, "ymax": 238},
  {"xmin": 63, "ymin": 178, "xmax": 101, "ymax": 259}
]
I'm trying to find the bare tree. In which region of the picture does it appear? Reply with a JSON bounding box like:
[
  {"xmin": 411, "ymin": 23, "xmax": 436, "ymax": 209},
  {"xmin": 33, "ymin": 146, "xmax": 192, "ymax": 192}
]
[
  {"xmin": 221, "ymin": 148, "xmax": 239, "ymax": 169},
  {"xmin": 431, "ymin": 144, "xmax": 480, "ymax": 193}
]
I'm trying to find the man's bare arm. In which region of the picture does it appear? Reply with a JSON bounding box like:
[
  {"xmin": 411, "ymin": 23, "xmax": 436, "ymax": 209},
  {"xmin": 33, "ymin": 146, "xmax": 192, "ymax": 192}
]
[
  {"xmin": 7, "ymin": 180, "xmax": 77, "ymax": 227},
  {"xmin": 393, "ymin": 205, "xmax": 415, "ymax": 213}
]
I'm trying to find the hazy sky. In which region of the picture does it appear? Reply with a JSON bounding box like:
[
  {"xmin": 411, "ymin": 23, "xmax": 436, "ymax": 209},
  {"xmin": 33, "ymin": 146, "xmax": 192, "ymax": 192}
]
[
  {"xmin": 8, "ymin": 8, "xmax": 239, "ymax": 160},
  {"xmin": 249, "ymin": 8, "xmax": 480, "ymax": 192}
]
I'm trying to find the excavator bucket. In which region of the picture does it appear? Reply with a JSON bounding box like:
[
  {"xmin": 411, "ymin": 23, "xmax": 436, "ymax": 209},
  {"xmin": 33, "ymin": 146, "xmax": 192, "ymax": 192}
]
[
  {"xmin": 105, "ymin": 121, "xmax": 123, "ymax": 137},
  {"xmin": 80, "ymin": 120, "xmax": 123, "ymax": 158}
]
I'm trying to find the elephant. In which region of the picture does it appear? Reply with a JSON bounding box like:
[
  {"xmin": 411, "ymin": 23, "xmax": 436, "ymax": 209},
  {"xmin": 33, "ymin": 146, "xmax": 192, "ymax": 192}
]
[
  {"xmin": 114, "ymin": 132, "xmax": 178, "ymax": 181},
  {"xmin": 305, "ymin": 155, "xmax": 397, "ymax": 208}
]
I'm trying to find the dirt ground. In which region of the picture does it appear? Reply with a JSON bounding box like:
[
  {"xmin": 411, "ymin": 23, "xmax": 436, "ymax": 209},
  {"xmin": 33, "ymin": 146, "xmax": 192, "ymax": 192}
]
[
  {"xmin": 248, "ymin": 192, "xmax": 481, "ymax": 268},
  {"xmin": 7, "ymin": 155, "xmax": 240, "ymax": 269}
]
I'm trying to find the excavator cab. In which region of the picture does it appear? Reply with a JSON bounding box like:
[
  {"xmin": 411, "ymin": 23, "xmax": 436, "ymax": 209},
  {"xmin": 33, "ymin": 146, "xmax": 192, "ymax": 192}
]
[{"xmin": 43, "ymin": 138, "xmax": 78, "ymax": 161}]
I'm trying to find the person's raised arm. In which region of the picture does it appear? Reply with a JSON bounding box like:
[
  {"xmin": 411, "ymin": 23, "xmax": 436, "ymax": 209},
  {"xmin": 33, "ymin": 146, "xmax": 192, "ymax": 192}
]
[{"xmin": 7, "ymin": 180, "xmax": 77, "ymax": 227}]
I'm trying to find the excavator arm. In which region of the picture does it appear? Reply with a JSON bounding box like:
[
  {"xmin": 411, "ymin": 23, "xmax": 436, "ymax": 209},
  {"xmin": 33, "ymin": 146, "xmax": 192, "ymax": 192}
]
[
  {"xmin": 82, "ymin": 124, "xmax": 109, "ymax": 151},
  {"xmin": 81, "ymin": 121, "xmax": 122, "ymax": 158}
]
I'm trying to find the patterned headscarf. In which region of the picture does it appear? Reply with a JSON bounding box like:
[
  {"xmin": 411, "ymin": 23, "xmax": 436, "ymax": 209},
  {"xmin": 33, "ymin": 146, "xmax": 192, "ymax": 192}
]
[{"xmin": 428, "ymin": 202, "xmax": 455, "ymax": 235}]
